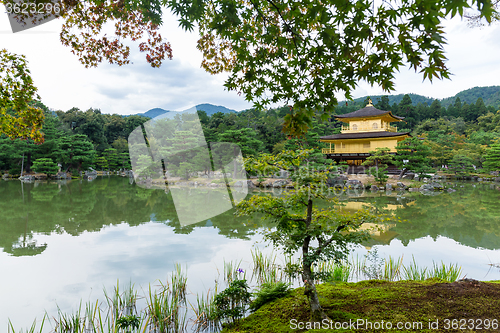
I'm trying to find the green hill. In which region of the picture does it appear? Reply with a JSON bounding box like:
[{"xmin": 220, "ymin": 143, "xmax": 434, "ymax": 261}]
[
  {"xmin": 440, "ymin": 86, "xmax": 500, "ymax": 109},
  {"xmin": 342, "ymin": 86, "xmax": 500, "ymax": 109},
  {"xmin": 132, "ymin": 103, "xmax": 238, "ymax": 119},
  {"xmin": 349, "ymin": 93, "xmax": 435, "ymax": 107}
]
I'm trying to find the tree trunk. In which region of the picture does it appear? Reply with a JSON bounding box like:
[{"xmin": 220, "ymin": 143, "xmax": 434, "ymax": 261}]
[
  {"xmin": 26, "ymin": 152, "xmax": 31, "ymax": 173},
  {"xmin": 302, "ymin": 263, "xmax": 328, "ymax": 322},
  {"xmin": 398, "ymin": 167, "xmax": 408, "ymax": 180},
  {"xmin": 302, "ymin": 199, "xmax": 329, "ymax": 322}
]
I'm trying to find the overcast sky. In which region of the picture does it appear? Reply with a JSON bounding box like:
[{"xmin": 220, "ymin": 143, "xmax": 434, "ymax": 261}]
[{"xmin": 1, "ymin": 10, "xmax": 499, "ymax": 115}]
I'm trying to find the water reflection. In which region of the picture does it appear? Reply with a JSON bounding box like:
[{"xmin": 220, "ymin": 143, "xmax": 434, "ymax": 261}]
[
  {"xmin": 1, "ymin": 179, "xmax": 500, "ymax": 257},
  {"xmin": 0, "ymin": 178, "xmax": 271, "ymax": 256},
  {"xmin": 1, "ymin": 178, "xmax": 500, "ymax": 330},
  {"xmin": 346, "ymin": 184, "xmax": 500, "ymax": 250}
]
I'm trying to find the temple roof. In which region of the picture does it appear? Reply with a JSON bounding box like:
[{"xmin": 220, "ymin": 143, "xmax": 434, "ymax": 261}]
[
  {"xmin": 335, "ymin": 106, "xmax": 404, "ymax": 120},
  {"xmin": 320, "ymin": 131, "xmax": 410, "ymax": 140}
]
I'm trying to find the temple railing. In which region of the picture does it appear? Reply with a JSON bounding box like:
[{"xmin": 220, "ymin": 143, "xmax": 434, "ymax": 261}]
[{"xmin": 340, "ymin": 125, "xmax": 397, "ymax": 133}]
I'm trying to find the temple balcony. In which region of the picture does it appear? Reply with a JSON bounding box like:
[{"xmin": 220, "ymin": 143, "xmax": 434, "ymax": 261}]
[
  {"xmin": 322, "ymin": 147, "xmax": 374, "ymax": 154},
  {"xmin": 341, "ymin": 125, "xmax": 397, "ymax": 133}
]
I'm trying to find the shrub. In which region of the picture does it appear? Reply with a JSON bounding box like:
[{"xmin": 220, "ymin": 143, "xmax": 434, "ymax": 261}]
[
  {"xmin": 213, "ymin": 279, "xmax": 250, "ymax": 324},
  {"xmin": 249, "ymin": 281, "xmax": 291, "ymax": 312},
  {"xmin": 8, "ymin": 167, "xmax": 21, "ymax": 176}
]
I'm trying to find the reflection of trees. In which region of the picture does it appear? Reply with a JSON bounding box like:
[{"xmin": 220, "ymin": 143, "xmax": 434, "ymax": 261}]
[
  {"xmin": 326, "ymin": 186, "xmax": 500, "ymax": 250},
  {"xmin": 0, "ymin": 179, "xmax": 269, "ymax": 256},
  {"xmin": 1, "ymin": 180, "xmax": 499, "ymax": 257},
  {"xmin": 384, "ymin": 184, "xmax": 500, "ymax": 249}
]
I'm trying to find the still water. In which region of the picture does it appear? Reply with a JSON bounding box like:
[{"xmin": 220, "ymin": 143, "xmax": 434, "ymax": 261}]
[{"xmin": 1, "ymin": 177, "xmax": 499, "ymax": 329}]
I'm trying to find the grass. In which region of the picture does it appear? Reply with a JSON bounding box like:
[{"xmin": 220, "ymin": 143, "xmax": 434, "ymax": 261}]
[
  {"xmin": 223, "ymin": 259, "xmax": 245, "ymax": 284},
  {"xmin": 8, "ymin": 315, "xmax": 46, "ymax": 333},
  {"xmin": 382, "ymin": 256, "xmax": 404, "ymax": 282},
  {"xmin": 402, "ymin": 256, "xmax": 428, "ymax": 281},
  {"xmin": 191, "ymin": 287, "xmax": 220, "ymax": 332},
  {"xmin": 222, "ymin": 279, "xmax": 500, "ymax": 333},
  {"xmin": 251, "ymin": 249, "xmax": 281, "ymax": 284},
  {"xmin": 316, "ymin": 260, "xmax": 351, "ymax": 283},
  {"xmin": 431, "ymin": 261, "xmax": 463, "ymax": 283},
  {"xmin": 8, "ymin": 253, "xmax": 468, "ymax": 332}
]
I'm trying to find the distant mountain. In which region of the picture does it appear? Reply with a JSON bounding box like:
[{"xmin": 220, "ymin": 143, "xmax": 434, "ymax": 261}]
[
  {"xmin": 132, "ymin": 103, "xmax": 238, "ymax": 119},
  {"xmin": 140, "ymin": 108, "xmax": 170, "ymax": 119},
  {"xmin": 342, "ymin": 86, "xmax": 500, "ymax": 109},
  {"xmin": 349, "ymin": 93, "xmax": 435, "ymax": 107},
  {"xmin": 196, "ymin": 103, "xmax": 238, "ymax": 115},
  {"xmin": 440, "ymin": 86, "xmax": 500, "ymax": 109}
]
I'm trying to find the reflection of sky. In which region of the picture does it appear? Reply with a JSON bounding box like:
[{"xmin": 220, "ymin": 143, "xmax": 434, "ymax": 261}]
[
  {"xmin": 0, "ymin": 222, "xmax": 262, "ymax": 330},
  {"xmin": 2, "ymin": 216, "xmax": 500, "ymax": 330},
  {"xmin": 351, "ymin": 236, "xmax": 500, "ymax": 282}
]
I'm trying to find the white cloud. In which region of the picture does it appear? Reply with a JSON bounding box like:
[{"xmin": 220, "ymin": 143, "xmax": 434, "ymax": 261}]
[
  {"xmin": 0, "ymin": 11, "xmax": 499, "ymax": 114},
  {"xmin": 346, "ymin": 17, "xmax": 500, "ymax": 101}
]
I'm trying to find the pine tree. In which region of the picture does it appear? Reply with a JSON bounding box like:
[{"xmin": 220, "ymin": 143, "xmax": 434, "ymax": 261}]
[
  {"xmin": 32, "ymin": 158, "xmax": 59, "ymax": 177},
  {"xmin": 394, "ymin": 137, "xmax": 433, "ymax": 179},
  {"xmin": 483, "ymin": 143, "xmax": 500, "ymax": 172},
  {"xmin": 361, "ymin": 148, "xmax": 394, "ymax": 184}
]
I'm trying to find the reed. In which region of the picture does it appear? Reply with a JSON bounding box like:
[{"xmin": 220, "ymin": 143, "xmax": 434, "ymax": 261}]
[
  {"xmin": 145, "ymin": 266, "xmax": 188, "ymax": 333},
  {"xmin": 382, "ymin": 256, "xmax": 404, "ymax": 282},
  {"xmin": 251, "ymin": 249, "xmax": 284, "ymax": 284},
  {"xmin": 191, "ymin": 287, "xmax": 220, "ymax": 333},
  {"xmin": 171, "ymin": 263, "xmax": 188, "ymax": 302},
  {"xmin": 8, "ymin": 314, "xmax": 46, "ymax": 333},
  {"xmin": 430, "ymin": 261, "xmax": 462, "ymax": 282},
  {"xmin": 223, "ymin": 259, "xmax": 245, "ymax": 284},
  {"xmin": 316, "ymin": 260, "xmax": 351, "ymax": 283},
  {"xmin": 350, "ymin": 254, "xmax": 366, "ymax": 281},
  {"xmin": 402, "ymin": 256, "xmax": 428, "ymax": 281},
  {"xmin": 53, "ymin": 303, "xmax": 86, "ymax": 333}
]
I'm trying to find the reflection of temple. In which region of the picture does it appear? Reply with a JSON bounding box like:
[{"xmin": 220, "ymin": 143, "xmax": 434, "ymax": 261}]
[
  {"xmin": 359, "ymin": 223, "xmax": 399, "ymax": 250},
  {"xmin": 337, "ymin": 200, "xmax": 405, "ymax": 249},
  {"xmin": 320, "ymin": 100, "xmax": 410, "ymax": 166}
]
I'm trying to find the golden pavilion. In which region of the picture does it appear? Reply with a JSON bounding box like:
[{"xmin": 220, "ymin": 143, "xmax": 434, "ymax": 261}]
[{"xmin": 320, "ymin": 100, "xmax": 410, "ymax": 165}]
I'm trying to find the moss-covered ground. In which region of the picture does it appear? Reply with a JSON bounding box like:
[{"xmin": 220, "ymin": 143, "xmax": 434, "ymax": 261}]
[{"xmin": 223, "ymin": 279, "xmax": 500, "ymax": 333}]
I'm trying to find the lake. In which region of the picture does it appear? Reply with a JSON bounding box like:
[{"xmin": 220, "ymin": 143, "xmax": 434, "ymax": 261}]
[{"xmin": 1, "ymin": 177, "xmax": 500, "ymax": 330}]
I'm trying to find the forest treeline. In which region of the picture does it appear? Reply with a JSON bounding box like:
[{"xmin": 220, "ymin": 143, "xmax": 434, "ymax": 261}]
[{"xmin": 1, "ymin": 94, "xmax": 499, "ymax": 176}]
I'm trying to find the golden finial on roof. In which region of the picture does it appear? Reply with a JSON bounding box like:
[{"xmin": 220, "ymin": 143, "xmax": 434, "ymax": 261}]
[{"xmin": 366, "ymin": 98, "xmax": 373, "ymax": 107}]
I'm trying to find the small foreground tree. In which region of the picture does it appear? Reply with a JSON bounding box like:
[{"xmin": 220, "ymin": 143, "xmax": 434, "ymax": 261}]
[{"xmin": 237, "ymin": 149, "xmax": 380, "ymax": 321}]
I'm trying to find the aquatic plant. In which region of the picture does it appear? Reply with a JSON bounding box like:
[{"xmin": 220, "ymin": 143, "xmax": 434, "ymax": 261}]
[
  {"xmin": 402, "ymin": 256, "xmax": 429, "ymax": 281},
  {"xmin": 382, "ymin": 256, "xmax": 404, "ymax": 282}
]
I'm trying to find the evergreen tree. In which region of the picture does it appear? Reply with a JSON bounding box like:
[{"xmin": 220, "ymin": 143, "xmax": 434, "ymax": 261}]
[
  {"xmin": 361, "ymin": 148, "xmax": 394, "ymax": 184},
  {"xmin": 448, "ymin": 154, "xmax": 475, "ymax": 176},
  {"xmin": 483, "ymin": 143, "xmax": 500, "ymax": 172},
  {"xmin": 397, "ymin": 94, "xmax": 415, "ymax": 130},
  {"xmin": 95, "ymin": 156, "xmax": 109, "ymax": 171},
  {"xmin": 103, "ymin": 148, "xmax": 120, "ymax": 170},
  {"xmin": 394, "ymin": 137, "xmax": 433, "ymax": 178},
  {"xmin": 429, "ymin": 99, "xmax": 443, "ymax": 119},
  {"xmin": 57, "ymin": 134, "xmax": 96, "ymax": 172},
  {"xmin": 375, "ymin": 95, "xmax": 391, "ymax": 111},
  {"xmin": 217, "ymin": 128, "xmax": 265, "ymax": 157},
  {"xmin": 31, "ymin": 158, "xmax": 59, "ymax": 177}
]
